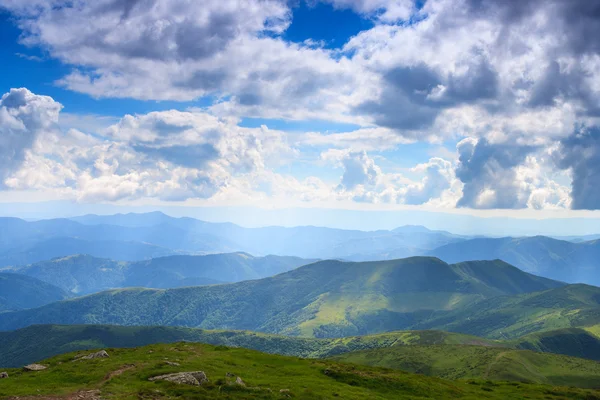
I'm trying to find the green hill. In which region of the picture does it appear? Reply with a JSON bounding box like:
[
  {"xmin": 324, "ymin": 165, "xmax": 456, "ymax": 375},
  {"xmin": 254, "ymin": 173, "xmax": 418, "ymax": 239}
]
[
  {"xmin": 512, "ymin": 328, "xmax": 600, "ymax": 361},
  {"xmin": 331, "ymin": 344, "xmax": 600, "ymax": 388},
  {"xmin": 8, "ymin": 253, "xmax": 313, "ymax": 294},
  {"xmin": 0, "ymin": 273, "xmax": 69, "ymax": 312},
  {"xmin": 0, "ymin": 324, "xmax": 498, "ymax": 368},
  {"xmin": 0, "ymin": 257, "xmax": 564, "ymax": 336},
  {"xmin": 1, "ymin": 342, "xmax": 600, "ymax": 399},
  {"xmin": 415, "ymin": 284, "xmax": 600, "ymax": 339}
]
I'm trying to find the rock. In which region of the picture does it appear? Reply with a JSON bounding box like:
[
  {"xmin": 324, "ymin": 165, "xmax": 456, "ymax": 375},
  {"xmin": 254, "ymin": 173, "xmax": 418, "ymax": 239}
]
[
  {"xmin": 235, "ymin": 376, "xmax": 246, "ymax": 387},
  {"xmin": 149, "ymin": 371, "xmax": 208, "ymax": 386},
  {"xmin": 280, "ymin": 389, "xmax": 290, "ymax": 393},
  {"xmin": 23, "ymin": 364, "xmax": 47, "ymax": 371},
  {"xmin": 226, "ymin": 372, "xmax": 235, "ymax": 377},
  {"xmin": 0, "ymin": 372, "xmax": 8, "ymax": 378},
  {"xmin": 323, "ymin": 369, "xmax": 331, "ymax": 375},
  {"xmin": 77, "ymin": 350, "xmax": 109, "ymax": 360},
  {"xmin": 164, "ymin": 361, "xmax": 180, "ymax": 366}
]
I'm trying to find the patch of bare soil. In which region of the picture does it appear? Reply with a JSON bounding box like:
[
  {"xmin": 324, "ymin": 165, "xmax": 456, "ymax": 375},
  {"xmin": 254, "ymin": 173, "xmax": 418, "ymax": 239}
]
[{"xmin": 103, "ymin": 364, "xmax": 135, "ymax": 381}]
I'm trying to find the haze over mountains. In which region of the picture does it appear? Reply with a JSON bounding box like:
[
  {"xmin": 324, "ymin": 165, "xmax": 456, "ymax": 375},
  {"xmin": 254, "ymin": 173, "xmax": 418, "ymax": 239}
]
[
  {"xmin": 5, "ymin": 253, "xmax": 313, "ymax": 294},
  {"xmin": 1, "ymin": 212, "xmax": 600, "ymax": 286}
]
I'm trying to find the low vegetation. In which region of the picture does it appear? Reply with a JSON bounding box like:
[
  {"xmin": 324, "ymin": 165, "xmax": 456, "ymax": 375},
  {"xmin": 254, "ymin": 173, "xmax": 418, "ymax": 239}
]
[
  {"xmin": 331, "ymin": 344, "xmax": 600, "ymax": 388},
  {"xmin": 1, "ymin": 342, "xmax": 600, "ymax": 399}
]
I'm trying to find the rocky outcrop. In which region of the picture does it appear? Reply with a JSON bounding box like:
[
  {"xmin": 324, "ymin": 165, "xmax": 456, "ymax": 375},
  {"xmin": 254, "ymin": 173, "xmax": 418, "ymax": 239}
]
[
  {"xmin": 163, "ymin": 361, "xmax": 180, "ymax": 366},
  {"xmin": 76, "ymin": 350, "xmax": 109, "ymax": 360},
  {"xmin": 0, "ymin": 372, "xmax": 8, "ymax": 378},
  {"xmin": 149, "ymin": 371, "xmax": 208, "ymax": 386},
  {"xmin": 235, "ymin": 376, "xmax": 246, "ymax": 386},
  {"xmin": 23, "ymin": 364, "xmax": 47, "ymax": 371}
]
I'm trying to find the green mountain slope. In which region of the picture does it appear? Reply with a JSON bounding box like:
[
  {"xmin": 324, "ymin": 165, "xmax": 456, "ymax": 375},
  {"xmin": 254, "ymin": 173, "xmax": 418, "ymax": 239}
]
[
  {"xmin": 512, "ymin": 328, "xmax": 600, "ymax": 361},
  {"xmin": 415, "ymin": 284, "xmax": 600, "ymax": 339},
  {"xmin": 0, "ymin": 257, "xmax": 564, "ymax": 336},
  {"xmin": 8, "ymin": 253, "xmax": 313, "ymax": 294},
  {"xmin": 2, "ymin": 342, "xmax": 600, "ymax": 399},
  {"xmin": 428, "ymin": 236, "xmax": 600, "ymax": 285},
  {"xmin": 331, "ymin": 344, "xmax": 600, "ymax": 388},
  {"xmin": 0, "ymin": 273, "xmax": 69, "ymax": 312},
  {"xmin": 0, "ymin": 324, "xmax": 497, "ymax": 368}
]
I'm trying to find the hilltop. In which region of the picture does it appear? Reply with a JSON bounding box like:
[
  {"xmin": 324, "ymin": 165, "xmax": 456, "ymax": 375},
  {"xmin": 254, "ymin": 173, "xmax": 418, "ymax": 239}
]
[{"xmin": 0, "ymin": 257, "xmax": 563, "ymax": 336}]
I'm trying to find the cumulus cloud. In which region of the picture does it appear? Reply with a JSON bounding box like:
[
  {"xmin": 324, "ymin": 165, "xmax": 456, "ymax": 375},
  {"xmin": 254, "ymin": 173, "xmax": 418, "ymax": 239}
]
[
  {"xmin": 322, "ymin": 149, "xmax": 457, "ymax": 205},
  {"xmin": 0, "ymin": 88, "xmax": 297, "ymax": 202},
  {"xmin": 554, "ymin": 127, "xmax": 600, "ymax": 210},
  {"xmin": 455, "ymin": 137, "xmax": 536, "ymax": 209},
  {"xmin": 2, "ymin": 0, "xmax": 599, "ymax": 210},
  {"xmin": 336, "ymin": 150, "xmax": 381, "ymax": 190},
  {"xmin": 404, "ymin": 158, "xmax": 455, "ymax": 205},
  {"xmin": 0, "ymin": 88, "xmax": 62, "ymax": 185}
]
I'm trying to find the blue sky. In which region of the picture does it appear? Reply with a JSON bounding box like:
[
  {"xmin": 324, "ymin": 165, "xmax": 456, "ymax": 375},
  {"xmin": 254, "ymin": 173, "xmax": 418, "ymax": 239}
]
[{"xmin": 0, "ymin": 0, "xmax": 600, "ymax": 229}]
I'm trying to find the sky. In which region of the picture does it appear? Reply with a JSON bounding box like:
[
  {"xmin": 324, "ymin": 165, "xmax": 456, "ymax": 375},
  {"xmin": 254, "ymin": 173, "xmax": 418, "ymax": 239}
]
[{"xmin": 1, "ymin": 0, "xmax": 600, "ymax": 230}]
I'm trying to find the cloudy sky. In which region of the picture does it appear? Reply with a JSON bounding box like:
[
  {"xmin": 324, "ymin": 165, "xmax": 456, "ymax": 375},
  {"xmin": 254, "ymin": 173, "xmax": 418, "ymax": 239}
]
[{"xmin": 1, "ymin": 0, "xmax": 599, "ymax": 221}]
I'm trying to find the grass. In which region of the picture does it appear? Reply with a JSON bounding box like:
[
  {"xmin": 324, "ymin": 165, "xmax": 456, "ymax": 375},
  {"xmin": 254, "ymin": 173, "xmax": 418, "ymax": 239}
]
[
  {"xmin": 331, "ymin": 344, "xmax": 600, "ymax": 388},
  {"xmin": 0, "ymin": 324, "xmax": 498, "ymax": 368},
  {"xmin": 1, "ymin": 342, "xmax": 600, "ymax": 399}
]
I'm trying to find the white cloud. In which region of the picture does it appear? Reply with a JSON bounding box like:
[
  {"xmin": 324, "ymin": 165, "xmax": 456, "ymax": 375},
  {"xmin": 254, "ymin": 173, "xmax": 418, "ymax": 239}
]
[
  {"xmin": 0, "ymin": 88, "xmax": 62, "ymax": 185},
  {"xmin": 2, "ymin": 0, "xmax": 600, "ymax": 210},
  {"xmin": 321, "ymin": 0, "xmax": 414, "ymax": 22}
]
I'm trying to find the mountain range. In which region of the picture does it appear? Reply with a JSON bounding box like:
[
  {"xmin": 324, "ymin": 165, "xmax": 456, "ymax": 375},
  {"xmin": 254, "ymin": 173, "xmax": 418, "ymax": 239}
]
[
  {"xmin": 2, "ymin": 212, "xmax": 600, "ymax": 287},
  {"xmin": 0, "ymin": 257, "xmax": 565, "ymax": 336},
  {"xmin": 5, "ymin": 253, "xmax": 314, "ymax": 294}
]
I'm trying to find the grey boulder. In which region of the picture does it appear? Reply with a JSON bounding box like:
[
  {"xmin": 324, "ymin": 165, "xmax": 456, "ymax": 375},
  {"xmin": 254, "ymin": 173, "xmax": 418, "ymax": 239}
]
[{"xmin": 149, "ymin": 371, "xmax": 208, "ymax": 386}]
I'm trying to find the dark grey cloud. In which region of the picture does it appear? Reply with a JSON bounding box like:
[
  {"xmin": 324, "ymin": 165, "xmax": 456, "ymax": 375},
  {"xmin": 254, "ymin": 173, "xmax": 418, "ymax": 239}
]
[
  {"xmin": 529, "ymin": 61, "xmax": 600, "ymax": 116},
  {"xmin": 456, "ymin": 138, "xmax": 536, "ymax": 209},
  {"xmin": 465, "ymin": 0, "xmax": 600, "ymax": 55},
  {"xmin": 554, "ymin": 127, "xmax": 600, "ymax": 210},
  {"xmin": 356, "ymin": 61, "xmax": 499, "ymax": 133}
]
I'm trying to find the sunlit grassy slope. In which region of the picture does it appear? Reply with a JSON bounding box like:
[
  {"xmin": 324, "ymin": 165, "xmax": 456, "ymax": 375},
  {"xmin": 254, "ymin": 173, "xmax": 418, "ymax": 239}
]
[
  {"xmin": 1, "ymin": 342, "xmax": 600, "ymax": 400},
  {"xmin": 331, "ymin": 344, "xmax": 600, "ymax": 388},
  {"xmin": 415, "ymin": 284, "xmax": 600, "ymax": 339}
]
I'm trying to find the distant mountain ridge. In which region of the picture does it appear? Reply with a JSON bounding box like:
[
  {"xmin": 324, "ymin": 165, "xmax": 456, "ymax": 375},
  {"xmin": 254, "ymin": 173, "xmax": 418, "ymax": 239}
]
[
  {"xmin": 0, "ymin": 213, "xmax": 468, "ymax": 265},
  {"xmin": 0, "ymin": 257, "xmax": 564, "ymax": 336},
  {"xmin": 3, "ymin": 212, "xmax": 600, "ymax": 286},
  {"xmin": 428, "ymin": 236, "xmax": 600, "ymax": 285},
  {"xmin": 6, "ymin": 253, "xmax": 315, "ymax": 294}
]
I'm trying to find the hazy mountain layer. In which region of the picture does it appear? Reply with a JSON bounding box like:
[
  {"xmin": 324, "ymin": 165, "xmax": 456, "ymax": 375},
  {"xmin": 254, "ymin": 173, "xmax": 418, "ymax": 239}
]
[
  {"xmin": 8, "ymin": 253, "xmax": 314, "ymax": 294},
  {"xmin": 429, "ymin": 236, "xmax": 600, "ymax": 285}
]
